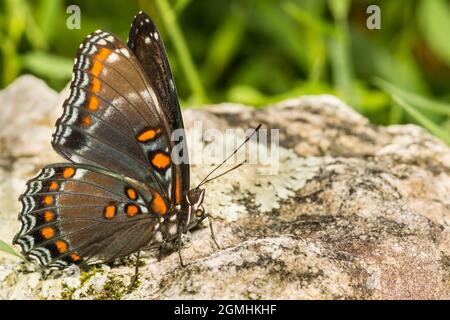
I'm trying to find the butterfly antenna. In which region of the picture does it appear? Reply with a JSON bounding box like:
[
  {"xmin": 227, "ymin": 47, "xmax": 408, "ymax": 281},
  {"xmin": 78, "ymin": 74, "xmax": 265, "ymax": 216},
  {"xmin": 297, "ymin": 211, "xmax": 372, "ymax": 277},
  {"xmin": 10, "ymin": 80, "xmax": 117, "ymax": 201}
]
[
  {"xmin": 198, "ymin": 160, "xmax": 246, "ymax": 187},
  {"xmin": 197, "ymin": 124, "xmax": 261, "ymax": 188}
]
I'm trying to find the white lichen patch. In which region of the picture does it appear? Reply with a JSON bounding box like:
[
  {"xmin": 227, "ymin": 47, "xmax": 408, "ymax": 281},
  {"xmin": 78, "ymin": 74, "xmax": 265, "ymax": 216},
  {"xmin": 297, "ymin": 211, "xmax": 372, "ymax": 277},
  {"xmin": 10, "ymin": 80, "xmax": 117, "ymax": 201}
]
[
  {"xmin": 186, "ymin": 126, "xmax": 322, "ymax": 220},
  {"xmin": 0, "ymin": 261, "xmax": 80, "ymax": 299}
]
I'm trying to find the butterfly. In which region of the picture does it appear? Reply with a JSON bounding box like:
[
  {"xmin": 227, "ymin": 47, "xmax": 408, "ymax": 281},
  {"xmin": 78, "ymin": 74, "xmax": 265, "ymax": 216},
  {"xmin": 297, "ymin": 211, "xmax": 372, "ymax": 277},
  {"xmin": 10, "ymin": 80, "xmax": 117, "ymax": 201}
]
[
  {"xmin": 12, "ymin": 11, "xmax": 210, "ymax": 270},
  {"xmin": 13, "ymin": 11, "xmax": 260, "ymax": 272}
]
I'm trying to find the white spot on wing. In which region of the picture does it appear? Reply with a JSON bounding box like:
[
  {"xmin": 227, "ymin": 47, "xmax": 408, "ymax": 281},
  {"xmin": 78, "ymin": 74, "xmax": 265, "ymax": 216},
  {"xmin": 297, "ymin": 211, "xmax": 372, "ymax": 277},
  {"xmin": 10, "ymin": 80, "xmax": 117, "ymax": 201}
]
[
  {"xmin": 120, "ymin": 48, "xmax": 130, "ymax": 58},
  {"xmin": 72, "ymin": 168, "xmax": 86, "ymax": 180},
  {"xmin": 106, "ymin": 52, "xmax": 120, "ymax": 63}
]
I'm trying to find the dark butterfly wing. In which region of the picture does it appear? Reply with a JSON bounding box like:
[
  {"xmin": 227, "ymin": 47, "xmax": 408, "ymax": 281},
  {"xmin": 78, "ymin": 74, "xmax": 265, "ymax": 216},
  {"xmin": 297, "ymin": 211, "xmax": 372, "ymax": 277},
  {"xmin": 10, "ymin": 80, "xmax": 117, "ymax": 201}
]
[
  {"xmin": 52, "ymin": 29, "xmax": 173, "ymax": 211},
  {"xmin": 14, "ymin": 14, "xmax": 193, "ymax": 269},
  {"xmin": 13, "ymin": 164, "xmax": 165, "ymax": 268},
  {"xmin": 128, "ymin": 11, "xmax": 190, "ymax": 207},
  {"xmin": 128, "ymin": 11, "xmax": 181, "ymax": 130}
]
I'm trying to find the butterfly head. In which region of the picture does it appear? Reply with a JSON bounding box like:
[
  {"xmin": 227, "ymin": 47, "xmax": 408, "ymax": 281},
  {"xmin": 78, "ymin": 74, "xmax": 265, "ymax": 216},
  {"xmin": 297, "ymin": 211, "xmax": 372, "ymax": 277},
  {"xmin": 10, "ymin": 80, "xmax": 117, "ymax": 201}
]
[{"xmin": 186, "ymin": 187, "xmax": 206, "ymax": 218}]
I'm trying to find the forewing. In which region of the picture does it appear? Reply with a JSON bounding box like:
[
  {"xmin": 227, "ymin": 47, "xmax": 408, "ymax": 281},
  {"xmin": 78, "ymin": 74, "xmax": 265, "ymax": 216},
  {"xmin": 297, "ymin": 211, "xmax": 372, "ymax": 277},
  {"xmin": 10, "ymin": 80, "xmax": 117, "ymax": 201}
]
[
  {"xmin": 52, "ymin": 30, "xmax": 172, "ymax": 206},
  {"xmin": 128, "ymin": 11, "xmax": 190, "ymax": 206}
]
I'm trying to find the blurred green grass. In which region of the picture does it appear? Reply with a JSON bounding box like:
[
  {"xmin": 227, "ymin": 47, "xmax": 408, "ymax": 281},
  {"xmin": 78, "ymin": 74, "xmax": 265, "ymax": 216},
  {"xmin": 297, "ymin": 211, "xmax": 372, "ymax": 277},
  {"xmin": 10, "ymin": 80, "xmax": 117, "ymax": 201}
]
[{"xmin": 0, "ymin": 0, "xmax": 449, "ymax": 143}]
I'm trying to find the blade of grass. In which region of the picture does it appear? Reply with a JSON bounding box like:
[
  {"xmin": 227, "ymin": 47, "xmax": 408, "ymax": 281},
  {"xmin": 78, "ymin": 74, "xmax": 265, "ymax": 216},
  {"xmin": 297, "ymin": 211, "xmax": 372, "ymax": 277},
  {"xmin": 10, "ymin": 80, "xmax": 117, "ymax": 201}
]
[
  {"xmin": 327, "ymin": 0, "xmax": 356, "ymax": 109},
  {"xmin": 0, "ymin": 239, "xmax": 23, "ymax": 259},
  {"xmin": 1, "ymin": 36, "xmax": 21, "ymax": 86},
  {"xmin": 6, "ymin": 0, "xmax": 26, "ymax": 44},
  {"xmin": 283, "ymin": 2, "xmax": 332, "ymax": 83},
  {"xmin": 24, "ymin": 3, "xmax": 48, "ymax": 50},
  {"xmin": 252, "ymin": 0, "xmax": 308, "ymax": 72},
  {"xmin": 155, "ymin": 0, "xmax": 208, "ymax": 104},
  {"xmin": 354, "ymin": 82, "xmax": 391, "ymax": 113},
  {"xmin": 392, "ymin": 95, "xmax": 450, "ymax": 144},
  {"xmin": 418, "ymin": 0, "xmax": 450, "ymax": 67},
  {"xmin": 227, "ymin": 81, "xmax": 334, "ymax": 107},
  {"xmin": 389, "ymin": 102, "xmax": 403, "ymax": 125},
  {"xmin": 283, "ymin": 2, "xmax": 336, "ymax": 37},
  {"xmin": 227, "ymin": 85, "xmax": 267, "ymax": 106},
  {"xmin": 36, "ymin": 0, "xmax": 63, "ymax": 42},
  {"xmin": 203, "ymin": 13, "xmax": 245, "ymax": 86},
  {"xmin": 174, "ymin": 0, "xmax": 192, "ymax": 15},
  {"xmin": 22, "ymin": 51, "xmax": 73, "ymax": 80},
  {"xmin": 328, "ymin": 0, "xmax": 351, "ymax": 22},
  {"xmin": 374, "ymin": 78, "xmax": 450, "ymax": 116}
]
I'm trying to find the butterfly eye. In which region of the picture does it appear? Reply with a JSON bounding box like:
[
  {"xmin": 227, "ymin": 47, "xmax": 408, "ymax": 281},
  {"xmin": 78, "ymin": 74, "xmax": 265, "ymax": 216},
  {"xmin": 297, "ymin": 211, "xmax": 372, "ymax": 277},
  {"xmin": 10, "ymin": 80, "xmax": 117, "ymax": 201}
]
[{"xmin": 195, "ymin": 207, "xmax": 204, "ymax": 217}]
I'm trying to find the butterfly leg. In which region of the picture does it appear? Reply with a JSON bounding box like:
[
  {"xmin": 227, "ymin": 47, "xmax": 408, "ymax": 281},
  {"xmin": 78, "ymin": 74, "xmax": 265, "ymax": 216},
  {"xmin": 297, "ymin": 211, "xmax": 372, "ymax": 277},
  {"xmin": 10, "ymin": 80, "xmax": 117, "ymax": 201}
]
[
  {"xmin": 177, "ymin": 228, "xmax": 186, "ymax": 267},
  {"xmin": 177, "ymin": 247, "xmax": 185, "ymax": 267},
  {"xmin": 128, "ymin": 250, "xmax": 141, "ymax": 291},
  {"xmin": 206, "ymin": 214, "xmax": 221, "ymax": 249},
  {"xmin": 184, "ymin": 213, "xmax": 221, "ymax": 250}
]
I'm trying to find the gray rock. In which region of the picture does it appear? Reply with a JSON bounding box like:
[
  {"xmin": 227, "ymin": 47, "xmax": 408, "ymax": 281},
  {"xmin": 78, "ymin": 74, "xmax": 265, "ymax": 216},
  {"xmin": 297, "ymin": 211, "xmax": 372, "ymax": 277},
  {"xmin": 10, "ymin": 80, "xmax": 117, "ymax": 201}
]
[{"xmin": 0, "ymin": 75, "xmax": 449, "ymax": 299}]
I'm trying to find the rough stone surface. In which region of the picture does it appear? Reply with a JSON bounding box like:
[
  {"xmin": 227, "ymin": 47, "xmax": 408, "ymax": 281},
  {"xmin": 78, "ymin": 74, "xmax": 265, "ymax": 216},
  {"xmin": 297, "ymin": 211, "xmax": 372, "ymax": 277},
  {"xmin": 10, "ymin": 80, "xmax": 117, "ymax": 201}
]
[{"xmin": 0, "ymin": 75, "xmax": 449, "ymax": 299}]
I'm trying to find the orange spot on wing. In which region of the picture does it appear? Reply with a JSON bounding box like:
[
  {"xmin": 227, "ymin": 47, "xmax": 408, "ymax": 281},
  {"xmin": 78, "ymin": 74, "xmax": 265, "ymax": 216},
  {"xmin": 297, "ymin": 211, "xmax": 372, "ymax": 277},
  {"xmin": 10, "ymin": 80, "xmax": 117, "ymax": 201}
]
[
  {"xmin": 90, "ymin": 48, "xmax": 110, "ymax": 80},
  {"xmin": 91, "ymin": 78, "xmax": 101, "ymax": 93},
  {"xmin": 63, "ymin": 167, "xmax": 76, "ymax": 178},
  {"xmin": 43, "ymin": 195, "xmax": 53, "ymax": 206},
  {"xmin": 126, "ymin": 204, "xmax": 139, "ymax": 217},
  {"xmin": 41, "ymin": 227, "xmax": 55, "ymax": 239},
  {"xmin": 49, "ymin": 181, "xmax": 59, "ymax": 191},
  {"xmin": 137, "ymin": 128, "xmax": 161, "ymax": 142},
  {"xmin": 87, "ymin": 96, "xmax": 99, "ymax": 111},
  {"xmin": 151, "ymin": 191, "xmax": 167, "ymax": 216},
  {"xmin": 43, "ymin": 210, "xmax": 55, "ymax": 222},
  {"xmin": 91, "ymin": 60, "xmax": 103, "ymax": 77},
  {"xmin": 70, "ymin": 253, "xmax": 81, "ymax": 262},
  {"xmin": 151, "ymin": 152, "xmax": 170, "ymax": 169},
  {"xmin": 104, "ymin": 205, "xmax": 116, "ymax": 219},
  {"xmin": 126, "ymin": 188, "xmax": 137, "ymax": 200},
  {"xmin": 55, "ymin": 240, "xmax": 68, "ymax": 254},
  {"xmin": 82, "ymin": 114, "xmax": 91, "ymax": 127},
  {"xmin": 175, "ymin": 175, "xmax": 181, "ymax": 204},
  {"xmin": 96, "ymin": 48, "xmax": 111, "ymax": 61}
]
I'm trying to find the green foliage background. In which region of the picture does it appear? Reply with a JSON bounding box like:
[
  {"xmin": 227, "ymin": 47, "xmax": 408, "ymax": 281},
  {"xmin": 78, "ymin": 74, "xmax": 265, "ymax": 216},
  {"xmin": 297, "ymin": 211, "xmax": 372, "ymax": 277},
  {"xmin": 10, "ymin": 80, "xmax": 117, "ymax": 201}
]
[{"xmin": 1, "ymin": 0, "xmax": 449, "ymax": 143}]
